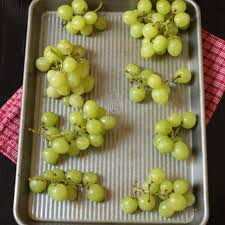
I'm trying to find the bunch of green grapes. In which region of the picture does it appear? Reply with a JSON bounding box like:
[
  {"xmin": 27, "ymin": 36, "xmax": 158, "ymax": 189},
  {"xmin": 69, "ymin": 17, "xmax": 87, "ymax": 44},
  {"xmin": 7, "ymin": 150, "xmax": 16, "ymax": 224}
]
[
  {"xmin": 29, "ymin": 168, "xmax": 107, "ymax": 202},
  {"xmin": 29, "ymin": 100, "xmax": 116, "ymax": 165},
  {"xmin": 121, "ymin": 168, "xmax": 196, "ymax": 217},
  {"xmin": 35, "ymin": 40, "xmax": 95, "ymax": 100},
  {"xmin": 153, "ymin": 112, "xmax": 197, "ymax": 160},
  {"xmin": 123, "ymin": 0, "xmax": 191, "ymax": 58},
  {"xmin": 57, "ymin": 0, "xmax": 107, "ymax": 36},
  {"xmin": 124, "ymin": 64, "xmax": 192, "ymax": 104}
]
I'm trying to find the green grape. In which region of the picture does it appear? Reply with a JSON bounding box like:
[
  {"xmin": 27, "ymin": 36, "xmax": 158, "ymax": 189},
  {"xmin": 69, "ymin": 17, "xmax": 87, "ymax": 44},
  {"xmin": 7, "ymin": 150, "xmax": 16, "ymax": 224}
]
[
  {"xmin": 44, "ymin": 46, "xmax": 62, "ymax": 64},
  {"xmin": 94, "ymin": 16, "xmax": 107, "ymax": 31},
  {"xmin": 152, "ymin": 88, "xmax": 169, "ymax": 104},
  {"xmin": 155, "ymin": 119, "xmax": 172, "ymax": 135},
  {"xmin": 168, "ymin": 193, "xmax": 187, "ymax": 211},
  {"xmin": 166, "ymin": 22, "xmax": 179, "ymax": 35},
  {"xmin": 130, "ymin": 23, "xmax": 144, "ymax": 38},
  {"xmin": 73, "ymin": 58, "xmax": 90, "ymax": 79},
  {"xmin": 159, "ymin": 200, "xmax": 175, "ymax": 217},
  {"xmin": 142, "ymin": 23, "xmax": 158, "ymax": 39},
  {"xmin": 160, "ymin": 180, "xmax": 173, "ymax": 194},
  {"xmin": 72, "ymin": 15, "xmax": 86, "ymax": 30},
  {"xmin": 46, "ymin": 86, "xmax": 61, "ymax": 98},
  {"xmin": 153, "ymin": 35, "xmax": 168, "ymax": 53},
  {"xmin": 56, "ymin": 40, "xmax": 74, "ymax": 56},
  {"xmin": 83, "ymin": 76, "xmax": 95, "ymax": 93},
  {"xmin": 72, "ymin": 44, "xmax": 86, "ymax": 58},
  {"xmin": 69, "ymin": 94, "xmax": 84, "ymax": 108},
  {"xmin": 41, "ymin": 112, "xmax": 58, "ymax": 128},
  {"xmin": 76, "ymin": 136, "xmax": 90, "ymax": 150},
  {"xmin": 122, "ymin": 10, "xmax": 140, "ymax": 25},
  {"xmin": 50, "ymin": 184, "xmax": 68, "ymax": 201},
  {"xmin": 67, "ymin": 186, "xmax": 78, "ymax": 201},
  {"xmin": 83, "ymin": 172, "xmax": 98, "ymax": 185},
  {"xmin": 139, "ymin": 69, "xmax": 154, "ymax": 86},
  {"xmin": 153, "ymin": 134, "xmax": 164, "ymax": 148},
  {"xmin": 43, "ymin": 170, "xmax": 55, "ymax": 180},
  {"xmin": 65, "ymin": 169, "xmax": 83, "ymax": 184},
  {"xmin": 173, "ymin": 67, "xmax": 192, "ymax": 84},
  {"xmin": 72, "ymin": 0, "xmax": 88, "ymax": 15},
  {"xmin": 167, "ymin": 37, "xmax": 182, "ymax": 56},
  {"xmin": 167, "ymin": 113, "xmax": 182, "ymax": 127},
  {"xmin": 156, "ymin": 136, "xmax": 174, "ymax": 153},
  {"xmin": 48, "ymin": 71, "xmax": 67, "ymax": 88},
  {"xmin": 67, "ymin": 140, "xmax": 80, "ymax": 156},
  {"xmin": 182, "ymin": 112, "xmax": 197, "ymax": 129},
  {"xmin": 156, "ymin": 0, "xmax": 171, "ymax": 15},
  {"xmin": 56, "ymin": 85, "xmax": 70, "ymax": 96},
  {"xmin": 66, "ymin": 22, "xmax": 79, "ymax": 35},
  {"xmin": 124, "ymin": 63, "xmax": 141, "ymax": 79},
  {"xmin": 47, "ymin": 69, "xmax": 57, "ymax": 82},
  {"xmin": 172, "ymin": 0, "xmax": 186, "ymax": 14},
  {"xmin": 69, "ymin": 111, "xmax": 83, "ymax": 125},
  {"xmin": 138, "ymin": 194, "xmax": 156, "ymax": 211},
  {"xmin": 158, "ymin": 82, "xmax": 171, "ymax": 94},
  {"xmin": 61, "ymin": 129, "xmax": 74, "ymax": 142},
  {"xmin": 149, "ymin": 168, "xmax": 165, "ymax": 184},
  {"xmin": 71, "ymin": 85, "xmax": 85, "ymax": 95},
  {"xmin": 141, "ymin": 43, "xmax": 155, "ymax": 58},
  {"xmin": 62, "ymin": 96, "xmax": 71, "ymax": 106},
  {"xmin": 121, "ymin": 196, "xmax": 138, "ymax": 214},
  {"xmin": 86, "ymin": 119, "xmax": 105, "ymax": 135},
  {"xmin": 57, "ymin": 5, "xmax": 73, "ymax": 21},
  {"xmin": 36, "ymin": 57, "xmax": 51, "ymax": 72},
  {"xmin": 44, "ymin": 127, "xmax": 60, "ymax": 142},
  {"xmin": 137, "ymin": 0, "xmax": 152, "ymax": 14},
  {"xmin": 173, "ymin": 179, "xmax": 189, "ymax": 194},
  {"xmin": 172, "ymin": 141, "xmax": 190, "ymax": 160},
  {"xmin": 52, "ymin": 168, "xmax": 65, "ymax": 181},
  {"xmin": 42, "ymin": 147, "xmax": 59, "ymax": 164},
  {"xmin": 68, "ymin": 73, "xmax": 81, "ymax": 88},
  {"xmin": 29, "ymin": 178, "xmax": 47, "ymax": 193},
  {"xmin": 142, "ymin": 37, "xmax": 151, "ymax": 45},
  {"xmin": 129, "ymin": 85, "xmax": 146, "ymax": 103},
  {"xmin": 84, "ymin": 11, "xmax": 98, "ymax": 25},
  {"xmin": 174, "ymin": 12, "xmax": 190, "ymax": 29},
  {"xmin": 147, "ymin": 73, "xmax": 162, "ymax": 89},
  {"xmin": 89, "ymin": 134, "xmax": 104, "ymax": 147},
  {"xmin": 52, "ymin": 137, "xmax": 70, "ymax": 154},
  {"xmin": 143, "ymin": 180, "xmax": 160, "ymax": 193},
  {"xmin": 87, "ymin": 184, "xmax": 107, "ymax": 202},
  {"xmin": 184, "ymin": 192, "xmax": 196, "ymax": 207},
  {"xmin": 63, "ymin": 57, "xmax": 77, "ymax": 73},
  {"xmin": 97, "ymin": 107, "xmax": 106, "ymax": 119},
  {"xmin": 100, "ymin": 116, "xmax": 116, "ymax": 130},
  {"xmin": 83, "ymin": 100, "xmax": 99, "ymax": 119},
  {"xmin": 151, "ymin": 13, "xmax": 165, "ymax": 23},
  {"xmin": 47, "ymin": 183, "xmax": 56, "ymax": 197},
  {"xmin": 81, "ymin": 24, "xmax": 93, "ymax": 36}
]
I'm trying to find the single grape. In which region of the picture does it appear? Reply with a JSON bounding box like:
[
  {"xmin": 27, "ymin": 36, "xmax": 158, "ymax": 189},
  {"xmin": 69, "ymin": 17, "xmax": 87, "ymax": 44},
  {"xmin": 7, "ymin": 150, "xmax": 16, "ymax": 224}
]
[
  {"xmin": 67, "ymin": 186, "xmax": 78, "ymax": 201},
  {"xmin": 87, "ymin": 184, "xmax": 107, "ymax": 202},
  {"xmin": 47, "ymin": 183, "xmax": 56, "ymax": 197},
  {"xmin": 43, "ymin": 170, "xmax": 56, "ymax": 180},
  {"xmin": 173, "ymin": 179, "xmax": 189, "ymax": 194},
  {"xmin": 143, "ymin": 180, "xmax": 160, "ymax": 193},
  {"xmin": 156, "ymin": 0, "xmax": 171, "ymax": 15},
  {"xmin": 159, "ymin": 200, "xmax": 175, "ymax": 217},
  {"xmin": 139, "ymin": 69, "xmax": 154, "ymax": 86},
  {"xmin": 171, "ymin": 0, "xmax": 187, "ymax": 14},
  {"xmin": 153, "ymin": 35, "xmax": 168, "ymax": 53},
  {"xmin": 66, "ymin": 22, "xmax": 79, "ymax": 35},
  {"xmin": 97, "ymin": 107, "xmax": 106, "ymax": 119},
  {"xmin": 52, "ymin": 168, "xmax": 65, "ymax": 181},
  {"xmin": 71, "ymin": 85, "xmax": 85, "ymax": 95},
  {"xmin": 50, "ymin": 183, "xmax": 68, "ymax": 201},
  {"xmin": 122, "ymin": 10, "xmax": 140, "ymax": 25},
  {"xmin": 173, "ymin": 67, "xmax": 192, "ymax": 84},
  {"xmin": 174, "ymin": 12, "xmax": 190, "ymax": 29},
  {"xmin": 147, "ymin": 73, "xmax": 162, "ymax": 89},
  {"xmin": 149, "ymin": 168, "xmax": 165, "ymax": 184},
  {"xmin": 142, "ymin": 37, "xmax": 151, "ymax": 45},
  {"xmin": 155, "ymin": 119, "xmax": 172, "ymax": 135},
  {"xmin": 84, "ymin": 11, "xmax": 98, "ymax": 25},
  {"xmin": 56, "ymin": 85, "xmax": 70, "ymax": 96},
  {"xmin": 172, "ymin": 141, "xmax": 190, "ymax": 160},
  {"xmin": 141, "ymin": 43, "xmax": 155, "ymax": 58},
  {"xmin": 142, "ymin": 23, "xmax": 158, "ymax": 39},
  {"xmin": 48, "ymin": 71, "xmax": 67, "ymax": 88},
  {"xmin": 89, "ymin": 134, "xmax": 104, "ymax": 147},
  {"xmin": 69, "ymin": 94, "xmax": 84, "ymax": 108},
  {"xmin": 61, "ymin": 129, "xmax": 74, "ymax": 142},
  {"xmin": 184, "ymin": 192, "xmax": 196, "ymax": 207},
  {"xmin": 166, "ymin": 22, "xmax": 179, "ymax": 35},
  {"xmin": 138, "ymin": 194, "xmax": 156, "ymax": 211},
  {"xmin": 167, "ymin": 113, "xmax": 182, "ymax": 127},
  {"xmin": 168, "ymin": 193, "xmax": 187, "ymax": 211},
  {"xmin": 130, "ymin": 23, "xmax": 144, "ymax": 39},
  {"xmin": 44, "ymin": 46, "xmax": 62, "ymax": 63},
  {"xmin": 46, "ymin": 86, "xmax": 61, "ymax": 98},
  {"xmin": 83, "ymin": 76, "xmax": 95, "ymax": 93},
  {"xmin": 41, "ymin": 112, "xmax": 58, "ymax": 128},
  {"xmin": 63, "ymin": 57, "xmax": 77, "ymax": 73},
  {"xmin": 44, "ymin": 127, "xmax": 60, "ymax": 142},
  {"xmin": 42, "ymin": 147, "xmax": 59, "ymax": 164},
  {"xmin": 153, "ymin": 134, "xmax": 164, "ymax": 148},
  {"xmin": 65, "ymin": 169, "xmax": 83, "ymax": 184},
  {"xmin": 94, "ymin": 16, "xmax": 107, "ymax": 31},
  {"xmin": 52, "ymin": 137, "xmax": 70, "ymax": 154},
  {"xmin": 82, "ymin": 172, "xmax": 98, "ymax": 185},
  {"xmin": 56, "ymin": 39, "xmax": 74, "ymax": 56},
  {"xmin": 167, "ymin": 37, "xmax": 182, "ymax": 56},
  {"xmin": 57, "ymin": 5, "xmax": 73, "ymax": 21},
  {"xmin": 86, "ymin": 119, "xmax": 105, "ymax": 135},
  {"xmin": 69, "ymin": 111, "xmax": 83, "ymax": 126},
  {"xmin": 160, "ymin": 180, "xmax": 173, "ymax": 194},
  {"xmin": 124, "ymin": 63, "xmax": 141, "ymax": 79},
  {"xmin": 72, "ymin": 0, "xmax": 88, "ymax": 15},
  {"xmin": 129, "ymin": 85, "xmax": 146, "ymax": 103},
  {"xmin": 81, "ymin": 24, "xmax": 94, "ymax": 36},
  {"xmin": 83, "ymin": 100, "xmax": 99, "ymax": 119},
  {"xmin": 36, "ymin": 57, "xmax": 51, "ymax": 72},
  {"xmin": 151, "ymin": 13, "xmax": 165, "ymax": 23},
  {"xmin": 73, "ymin": 44, "xmax": 86, "ymax": 58},
  {"xmin": 137, "ymin": 0, "xmax": 152, "ymax": 14},
  {"xmin": 152, "ymin": 88, "xmax": 169, "ymax": 104},
  {"xmin": 100, "ymin": 116, "xmax": 116, "ymax": 130},
  {"xmin": 67, "ymin": 140, "xmax": 80, "ymax": 156},
  {"xmin": 72, "ymin": 15, "xmax": 86, "ymax": 30},
  {"xmin": 156, "ymin": 136, "xmax": 174, "ymax": 153},
  {"xmin": 73, "ymin": 58, "xmax": 90, "ymax": 79},
  {"xmin": 121, "ymin": 196, "xmax": 138, "ymax": 214},
  {"xmin": 182, "ymin": 112, "xmax": 197, "ymax": 129},
  {"xmin": 67, "ymin": 73, "xmax": 81, "ymax": 89},
  {"xmin": 29, "ymin": 178, "xmax": 47, "ymax": 193},
  {"xmin": 75, "ymin": 136, "xmax": 90, "ymax": 150}
]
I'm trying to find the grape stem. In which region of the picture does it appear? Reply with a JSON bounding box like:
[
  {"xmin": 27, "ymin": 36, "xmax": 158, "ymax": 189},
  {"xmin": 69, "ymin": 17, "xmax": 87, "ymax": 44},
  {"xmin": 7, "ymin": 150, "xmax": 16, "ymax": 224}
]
[
  {"xmin": 171, "ymin": 74, "xmax": 182, "ymax": 82},
  {"xmin": 94, "ymin": 0, "xmax": 103, "ymax": 12},
  {"xmin": 61, "ymin": 20, "xmax": 68, "ymax": 27}
]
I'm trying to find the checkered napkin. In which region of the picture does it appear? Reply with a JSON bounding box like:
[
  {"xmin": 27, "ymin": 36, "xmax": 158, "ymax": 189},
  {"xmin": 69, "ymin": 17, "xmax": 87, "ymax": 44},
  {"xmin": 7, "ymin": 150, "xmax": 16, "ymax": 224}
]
[{"xmin": 0, "ymin": 30, "xmax": 225, "ymax": 163}]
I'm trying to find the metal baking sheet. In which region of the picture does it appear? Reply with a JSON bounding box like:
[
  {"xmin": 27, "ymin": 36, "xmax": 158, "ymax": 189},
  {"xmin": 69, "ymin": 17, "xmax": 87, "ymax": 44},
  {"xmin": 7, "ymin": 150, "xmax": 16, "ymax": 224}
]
[{"xmin": 13, "ymin": 0, "xmax": 208, "ymax": 224}]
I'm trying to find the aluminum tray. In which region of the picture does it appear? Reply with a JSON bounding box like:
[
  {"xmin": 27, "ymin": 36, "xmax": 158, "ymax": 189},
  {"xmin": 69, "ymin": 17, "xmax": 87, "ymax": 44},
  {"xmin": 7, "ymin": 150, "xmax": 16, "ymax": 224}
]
[{"xmin": 13, "ymin": 0, "xmax": 208, "ymax": 224}]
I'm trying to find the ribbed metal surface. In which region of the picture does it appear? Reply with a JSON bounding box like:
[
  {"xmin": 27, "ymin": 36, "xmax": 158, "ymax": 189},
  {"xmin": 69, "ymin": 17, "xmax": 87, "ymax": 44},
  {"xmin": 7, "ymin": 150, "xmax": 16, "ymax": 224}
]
[{"xmin": 29, "ymin": 12, "xmax": 194, "ymax": 223}]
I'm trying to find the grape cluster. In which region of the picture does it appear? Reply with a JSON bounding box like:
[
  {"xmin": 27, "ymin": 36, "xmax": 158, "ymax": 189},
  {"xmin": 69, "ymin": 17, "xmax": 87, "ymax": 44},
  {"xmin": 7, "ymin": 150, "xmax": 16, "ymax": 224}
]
[
  {"xmin": 153, "ymin": 112, "xmax": 197, "ymax": 160},
  {"xmin": 124, "ymin": 63, "xmax": 192, "ymax": 104},
  {"xmin": 57, "ymin": 0, "xmax": 107, "ymax": 36},
  {"xmin": 29, "ymin": 100, "xmax": 116, "ymax": 165},
  {"xmin": 29, "ymin": 168, "xmax": 107, "ymax": 202},
  {"xmin": 123, "ymin": 0, "xmax": 191, "ymax": 58},
  {"xmin": 121, "ymin": 168, "xmax": 195, "ymax": 217}
]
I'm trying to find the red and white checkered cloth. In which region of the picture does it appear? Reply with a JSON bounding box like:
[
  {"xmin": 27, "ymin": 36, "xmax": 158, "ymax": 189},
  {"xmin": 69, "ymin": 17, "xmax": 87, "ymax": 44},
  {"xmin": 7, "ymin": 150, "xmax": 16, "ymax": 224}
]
[{"xmin": 0, "ymin": 30, "xmax": 225, "ymax": 164}]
